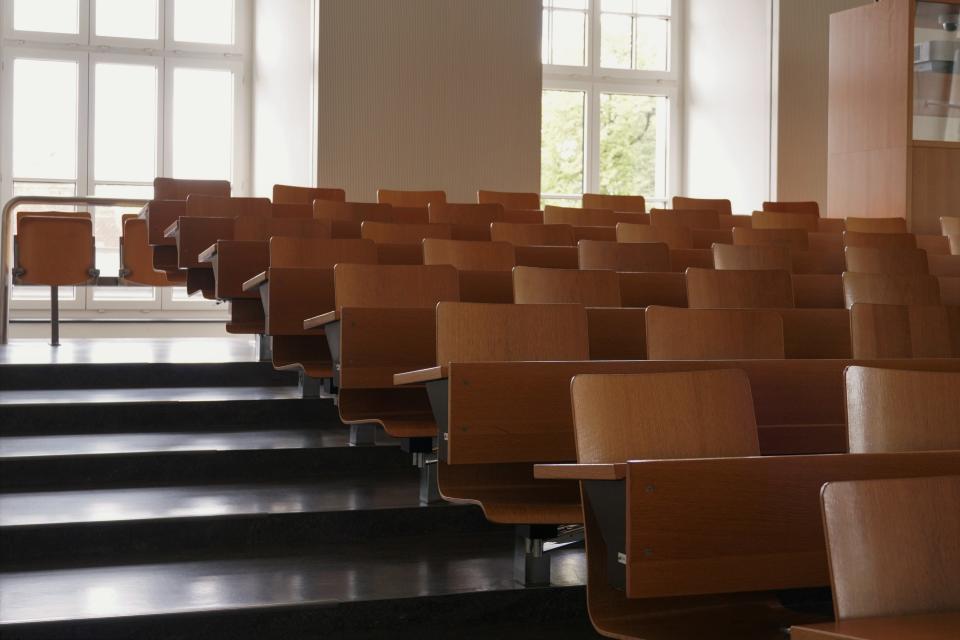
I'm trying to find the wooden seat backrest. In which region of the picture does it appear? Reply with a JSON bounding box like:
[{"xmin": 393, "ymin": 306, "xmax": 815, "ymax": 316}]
[
  {"xmin": 15, "ymin": 212, "xmax": 95, "ymax": 285},
  {"xmin": 377, "ymin": 189, "xmax": 446, "ymax": 207},
  {"xmin": 513, "ymin": 266, "xmax": 621, "ymax": 307},
  {"xmin": 360, "ymin": 221, "xmax": 452, "ymax": 244},
  {"xmin": 120, "ymin": 215, "xmax": 177, "ymax": 286},
  {"xmin": 650, "ymin": 208, "xmax": 721, "ymax": 229},
  {"xmin": 582, "ymin": 193, "xmax": 646, "ymax": 213},
  {"xmin": 849, "ymin": 304, "xmax": 959, "ymax": 359},
  {"xmin": 231, "ymin": 216, "xmax": 331, "ymax": 242},
  {"xmin": 184, "ymin": 195, "xmax": 272, "ymax": 218},
  {"xmin": 544, "ymin": 205, "xmax": 648, "ymax": 227},
  {"xmin": 490, "ymin": 222, "xmax": 575, "ymax": 246},
  {"xmin": 436, "ymin": 302, "xmax": 589, "ymax": 367},
  {"xmin": 270, "ymin": 203, "xmax": 313, "ymax": 219},
  {"xmin": 845, "ymin": 365, "xmax": 960, "ymax": 453},
  {"xmin": 844, "ymin": 246, "xmax": 930, "ymax": 275},
  {"xmin": 762, "ymin": 201, "xmax": 820, "ymax": 217},
  {"xmin": 422, "ymin": 239, "xmax": 515, "ymax": 271},
  {"xmin": 928, "ymin": 254, "xmax": 960, "ymax": 276},
  {"xmin": 577, "ymin": 240, "xmax": 670, "ymax": 272},
  {"xmin": 752, "ymin": 210, "xmax": 819, "ymax": 232},
  {"xmin": 268, "ymin": 238, "xmax": 377, "ymax": 269},
  {"xmin": 817, "ymin": 218, "xmax": 847, "ymax": 233},
  {"xmin": 951, "ymin": 234, "xmax": 960, "ymax": 256},
  {"xmin": 820, "ymin": 475, "xmax": 960, "ymax": 620},
  {"xmin": 477, "ymin": 189, "xmax": 540, "ymax": 210},
  {"xmin": 619, "ymin": 272, "xmax": 688, "ymax": 307},
  {"xmin": 153, "ymin": 177, "xmax": 230, "ymax": 200},
  {"xmin": 842, "ymin": 272, "xmax": 941, "ymax": 308},
  {"xmin": 808, "ymin": 232, "xmax": 844, "ymax": 253},
  {"xmin": 843, "ymin": 230, "xmax": 916, "ymax": 249},
  {"xmin": 916, "ymin": 234, "xmax": 951, "ymax": 256},
  {"xmin": 645, "ymin": 306, "xmax": 785, "ymax": 360},
  {"xmin": 427, "ymin": 203, "xmax": 504, "ymax": 225},
  {"xmin": 845, "ymin": 217, "xmax": 908, "ymax": 234},
  {"xmin": 732, "ymin": 227, "xmax": 809, "ymax": 251},
  {"xmin": 672, "ymin": 196, "xmax": 732, "ymax": 215},
  {"xmin": 272, "ymin": 184, "xmax": 345, "ymax": 204},
  {"xmin": 570, "ymin": 370, "xmax": 760, "ymax": 464},
  {"xmin": 942, "ymin": 216, "xmax": 960, "ymax": 237},
  {"xmin": 312, "ymin": 201, "xmax": 398, "ymax": 224},
  {"xmin": 711, "ymin": 243, "xmax": 793, "ymax": 272},
  {"xmin": 333, "ymin": 263, "xmax": 459, "ymax": 311},
  {"xmin": 685, "ymin": 267, "xmax": 795, "ymax": 309},
  {"xmin": 617, "ymin": 222, "xmax": 693, "ymax": 250}
]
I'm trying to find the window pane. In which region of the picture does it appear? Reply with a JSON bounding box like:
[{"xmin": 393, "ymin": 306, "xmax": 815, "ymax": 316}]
[
  {"xmin": 95, "ymin": 0, "xmax": 159, "ymax": 40},
  {"xmin": 12, "ymin": 58, "xmax": 79, "ymax": 180},
  {"xmin": 635, "ymin": 0, "xmax": 671, "ymax": 15},
  {"xmin": 173, "ymin": 0, "xmax": 235, "ymax": 45},
  {"xmin": 549, "ymin": 10, "xmax": 587, "ymax": 66},
  {"xmin": 541, "ymin": 90, "xmax": 585, "ymax": 197},
  {"xmin": 13, "ymin": 0, "xmax": 79, "ymax": 34},
  {"xmin": 548, "ymin": 0, "xmax": 588, "ymax": 9},
  {"xmin": 599, "ymin": 94, "xmax": 668, "ymax": 198},
  {"xmin": 634, "ymin": 17, "xmax": 669, "ymax": 71},
  {"xmin": 92, "ymin": 184, "xmax": 154, "ymax": 278},
  {"xmin": 172, "ymin": 67, "xmax": 234, "ymax": 181},
  {"xmin": 94, "ymin": 63, "xmax": 158, "ymax": 182},
  {"xmin": 600, "ymin": 13, "xmax": 632, "ymax": 69}
]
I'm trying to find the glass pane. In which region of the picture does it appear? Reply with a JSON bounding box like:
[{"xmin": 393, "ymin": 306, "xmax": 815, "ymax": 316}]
[
  {"xmin": 95, "ymin": 0, "xmax": 159, "ymax": 40},
  {"xmin": 172, "ymin": 67, "xmax": 234, "ymax": 181},
  {"xmin": 92, "ymin": 184, "xmax": 154, "ymax": 278},
  {"xmin": 600, "ymin": 13, "xmax": 632, "ymax": 69},
  {"xmin": 173, "ymin": 0, "xmax": 235, "ymax": 45},
  {"xmin": 94, "ymin": 63, "xmax": 158, "ymax": 182},
  {"xmin": 634, "ymin": 17, "xmax": 669, "ymax": 71},
  {"xmin": 550, "ymin": 10, "xmax": 587, "ymax": 66},
  {"xmin": 13, "ymin": 0, "xmax": 79, "ymax": 34},
  {"xmin": 549, "ymin": 0, "xmax": 588, "ymax": 9},
  {"xmin": 599, "ymin": 94, "xmax": 668, "ymax": 198},
  {"xmin": 602, "ymin": 0, "xmax": 634, "ymax": 12},
  {"xmin": 541, "ymin": 90, "xmax": 585, "ymax": 197},
  {"xmin": 12, "ymin": 58, "xmax": 79, "ymax": 180},
  {"xmin": 912, "ymin": 1, "xmax": 960, "ymax": 142},
  {"xmin": 635, "ymin": 0, "xmax": 671, "ymax": 15}
]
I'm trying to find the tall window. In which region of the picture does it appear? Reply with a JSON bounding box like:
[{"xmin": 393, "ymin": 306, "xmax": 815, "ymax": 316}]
[
  {"xmin": 0, "ymin": 0, "xmax": 248, "ymax": 316},
  {"xmin": 541, "ymin": 0, "xmax": 681, "ymax": 208}
]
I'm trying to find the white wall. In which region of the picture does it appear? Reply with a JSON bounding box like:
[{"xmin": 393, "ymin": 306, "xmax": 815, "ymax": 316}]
[
  {"xmin": 683, "ymin": 0, "xmax": 774, "ymax": 213},
  {"xmin": 251, "ymin": 0, "xmax": 316, "ymax": 197}
]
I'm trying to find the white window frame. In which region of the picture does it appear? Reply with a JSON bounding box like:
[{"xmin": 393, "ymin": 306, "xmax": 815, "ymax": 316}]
[
  {"xmin": 0, "ymin": 0, "xmax": 250, "ymax": 319},
  {"xmin": 542, "ymin": 0, "xmax": 684, "ymax": 208}
]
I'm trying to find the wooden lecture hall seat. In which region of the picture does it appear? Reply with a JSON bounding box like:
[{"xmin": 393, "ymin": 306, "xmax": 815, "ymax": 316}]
[
  {"xmin": 119, "ymin": 215, "xmax": 184, "ymax": 286},
  {"xmin": 581, "ymin": 193, "xmax": 646, "ymax": 212},
  {"xmin": 376, "ymin": 189, "xmax": 447, "ymax": 207},
  {"xmin": 762, "ymin": 200, "xmax": 820, "ymax": 216},
  {"xmin": 271, "ymin": 184, "xmax": 346, "ymax": 204},
  {"xmin": 476, "ymin": 189, "xmax": 540, "ymax": 210}
]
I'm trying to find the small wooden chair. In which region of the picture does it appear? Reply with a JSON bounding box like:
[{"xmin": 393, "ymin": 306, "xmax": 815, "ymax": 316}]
[
  {"xmin": 685, "ymin": 267, "xmax": 795, "ymax": 309},
  {"xmin": 671, "ymin": 196, "xmax": 733, "ymax": 216},
  {"xmin": 712, "ymin": 244, "xmax": 793, "ymax": 272},
  {"xmin": 644, "ymin": 306, "xmax": 785, "ymax": 360},
  {"xmin": 845, "ymin": 217, "xmax": 908, "ymax": 234},
  {"xmin": 761, "ymin": 201, "xmax": 819, "ymax": 217},
  {"xmin": 752, "ymin": 210, "xmax": 819, "ymax": 232},
  {"xmin": 844, "ymin": 246, "xmax": 930, "ymax": 275},
  {"xmin": 819, "ymin": 475, "xmax": 960, "ymax": 621},
  {"xmin": 842, "ymin": 272, "xmax": 941, "ymax": 308},
  {"xmin": 732, "ymin": 227, "xmax": 809, "ymax": 251},
  {"xmin": 490, "ymin": 222, "xmax": 575, "ymax": 246},
  {"xmin": 153, "ymin": 177, "xmax": 229, "ymax": 200},
  {"xmin": 849, "ymin": 304, "xmax": 960, "ymax": 359},
  {"xmin": 272, "ymin": 184, "xmax": 346, "ymax": 204},
  {"xmin": 617, "ymin": 221, "xmax": 693, "ymax": 250},
  {"xmin": 577, "ymin": 240, "xmax": 670, "ymax": 272},
  {"xmin": 120, "ymin": 215, "xmax": 185, "ymax": 286},
  {"xmin": 377, "ymin": 189, "xmax": 446, "ymax": 207},
  {"xmin": 513, "ymin": 266, "xmax": 621, "ymax": 307},
  {"xmin": 477, "ymin": 189, "xmax": 540, "ymax": 210},
  {"xmin": 582, "ymin": 193, "xmax": 646, "ymax": 213},
  {"xmin": 843, "ymin": 230, "xmax": 917, "ymax": 249}
]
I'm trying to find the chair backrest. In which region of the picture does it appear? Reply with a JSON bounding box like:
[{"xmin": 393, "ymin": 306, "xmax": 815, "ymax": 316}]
[
  {"xmin": 422, "ymin": 239, "xmax": 515, "ymax": 271},
  {"xmin": 268, "ymin": 238, "xmax": 377, "ymax": 269},
  {"xmin": 570, "ymin": 369, "xmax": 760, "ymax": 463},
  {"xmin": 477, "ymin": 189, "xmax": 540, "ymax": 210},
  {"xmin": 650, "ymin": 208, "xmax": 721, "ymax": 229},
  {"xmin": 490, "ymin": 222, "xmax": 575, "ymax": 246},
  {"xmin": 270, "ymin": 203, "xmax": 313, "ymax": 219},
  {"xmin": 842, "ymin": 272, "xmax": 941, "ymax": 308},
  {"xmin": 844, "ymin": 246, "xmax": 929, "ymax": 275},
  {"xmin": 312, "ymin": 201, "xmax": 396, "ymax": 223},
  {"xmin": 672, "ymin": 196, "xmax": 732, "ymax": 215},
  {"xmin": 513, "ymin": 266, "xmax": 621, "ymax": 307},
  {"xmin": 435, "ymin": 302, "xmax": 589, "ymax": 366},
  {"xmin": 712, "ymin": 244, "xmax": 793, "ymax": 272},
  {"xmin": 818, "ymin": 218, "xmax": 847, "ymax": 233},
  {"xmin": 360, "ymin": 222, "xmax": 452, "ymax": 244},
  {"xmin": 544, "ymin": 205, "xmax": 647, "ymax": 227},
  {"xmin": 845, "ymin": 217, "xmax": 908, "ymax": 234},
  {"xmin": 843, "ymin": 230, "xmax": 916, "ymax": 249},
  {"xmin": 232, "ymin": 216, "xmax": 332, "ymax": 242},
  {"xmin": 15, "ymin": 212, "xmax": 95, "ymax": 286},
  {"xmin": 761, "ymin": 201, "xmax": 819, "ymax": 217},
  {"xmin": 850, "ymin": 304, "xmax": 960, "ymax": 359},
  {"xmin": 333, "ymin": 263, "xmax": 459, "ymax": 311},
  {"xmin": 153, "ymin": 177, "xmax": 230, "ymax": 200},
  {"xmin": 120, "ymin": 215, "xmax": 178, "ymax": 286},
  {"xmin": 820, "ymin": 475, "xmax": 960, "ymax": 620},
  {"xmin": 751, "ymin": 210, "xmax": 819, "ymax": 232},
  {"xmin": 582, "ymin": 193, "xmax": 646, "ymax": 213},
  {"xmin": 184, "ymin": 195, "xmax": 272, "ymax": 219},
  {"xmin": 377, "ymin": 189, "xmax": 446, "ymax": 207},
  {"xmin": 617, "ymin": 221, "xmax": 693, "ymax": 250},
  {"xmin": 917, "ymin": 234, "xmax": 951, "ymax": 256},
  {"xmin": 929, "ymin": 254, "xmax": 960, "ymax": 277},
  {"xmin": 951, "ymin": 234, "xmax": 960, "ymax": 256},
  {"xmin": 732, "ymin": 227, "xmax": 809, "ymax": 251},
  {"xmin": 272, "ymin": 184, "xmax": 346, "ymax": 205},
  {"xmin": 645, "ymin": 306, "xmax": 785, "ymax": 360},
  {"xmin": 685, "ymin": 267, "xmax": 795, "ymax": 309},
  {"xmin": 942, "ymin": 216, "xmax": 960, "ymax": 237},
  {"xmin": 427, "ymin": 203, "xmax": 504, "ymax": 225},
  {"xmin": 577, "ymin": 239, "xmax": 670, "ymax": 272}
]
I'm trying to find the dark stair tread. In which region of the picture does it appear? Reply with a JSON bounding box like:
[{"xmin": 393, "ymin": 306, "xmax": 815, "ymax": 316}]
[{"xmin": 0, "ymin": 386, "xmax": 312, "ymax": 407}]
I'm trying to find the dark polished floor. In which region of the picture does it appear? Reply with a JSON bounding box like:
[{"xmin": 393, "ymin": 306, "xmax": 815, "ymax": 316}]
[{"xmin": 0, "ymin": 337, "xmax": 259, "ymax": 365}]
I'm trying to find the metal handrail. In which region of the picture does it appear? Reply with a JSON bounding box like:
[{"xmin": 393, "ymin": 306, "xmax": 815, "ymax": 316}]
[{"xmin": 1, "ymin": 195, "xmax": 150, "ymax": 345}]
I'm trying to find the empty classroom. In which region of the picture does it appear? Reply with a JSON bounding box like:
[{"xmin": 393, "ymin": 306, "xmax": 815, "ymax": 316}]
[{"xmin": 1, "ymin": 1, "xmax": 958, "ymax": 639}]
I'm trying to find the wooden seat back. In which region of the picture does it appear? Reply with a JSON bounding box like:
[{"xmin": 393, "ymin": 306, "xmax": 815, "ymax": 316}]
[
  {"xmin": 942, "ymin": 216, "xmax": 960, "ymax": 237},
  {"xmin": 849, "ymin": 304, "xmax": 959, "ymax": 358},
  {"xmin": 844, "ymin": 246, "xmax": 929, "ymax": 274},
  {"xmin": 762, "ymin": 201, "xmax": 820, "ymax": 216},
  {"xmin": 490, "ymin": 222, "xmax": 575, "ymax": 246},
  {"xmin": 617, "ymin": 222, "xmax": 693, "ymax": 250},
  {"xmin": 917, "ymin": 234, "xmax": 951, "ymax": 256},
  {"xmin": 818, "ymin": 218, "xmax": 847, "ymax": 233},
  {"xmin": 845, "ymin": 366, "xmax": 960, "ymax": 453},
  {"xmin": 153, "ymin": 177, "xmax": 230, "ymax": 200},
  {"xmin": 672, "ymin": 196, "xmax": 732, "ymax": 215},
  {"xmin": 820, "ymin": 475, "xmax": 960, "ymax": 620},
  {"xmin": 270, "ymin": 203, "xmax": 313, "ymax": 219},
  {"xmin": 685, "ymin": 268, "xmax": 795, "ymax": 309},
  {"xmin": 843, "ymin": 230, "xmax": 916, "ymax": 249},
  {"xmin": 231, "ymin": 216, "xmax": 331, "ymax": 242},
  {"xmin": 582, "ymin": 193, "xmax": 646, "ymax": 213},
  {"xmin": 427, "ymin": 203, "xmax": 504, "ymax": 225},
  {"xmin": 185, "ymin": 195, "xmax": 272, "ymax": 219},
  {"xmin": 477, "ymin": 189, "xmax": 540, "ymax": 210},
  {"xmin": 120, "ymin": 216, "xmax": 182, "ymax": 286},
  {"xmin": 377, "ymin": 189, "xmax": 446, "ymax": 207},
  {"xmin": 570, "ymin": 370, "xmax": 760, "ymax": 463},
  {"xmin": 711, "ymin": 244, "xmax": 793, "ymax": 272},
  {"xmin": 929, "ymin": 254, "xmax": 960, "ymax": 276},
  {"xmin": 544, "ymin": 205, "xmax": 648, "ymax": 227},
  {"xmin": 651, "ymin": 208, "xmax": 721, "ymax": 229},
  {"xmin": 619, "ymin": 272, "xmax": 688, "ymax": 307},
  {"xmin": 951, "ymin": 234, "xmax": 960, "ymax": 256},
  {"xmin": 644, "ymin": 306, "xmax": 785, "ymax": 360},
  {"xmin": 578, "ymin": 240, "xmax": 670, "ymax": 272},
  {"xmin": 272, "ymin": 184, "xmax": 345, "ymax": 204},
  {"xmin": 842, "ymin": 272, "xmax": 941, "ymax": 308},
  {"xmin": 791, "ymin": 249, "xmax": 846, "ymax": 275},
  {"xmin": 513, "ymin": 267, "xmax": 621, "ymax": 307},
  {"xmin": 752, "ymin": 210, "xmax": 819, "ymax": 232},
  {"xmin": 732, "ymin": 227, "xmax": 809, "ymax": 250},
  {"xmin": 669, "ymin": 248, "xmax": 714, "ymax": 271},
  {"xmin": 845, "ymin": 217, "xmax": 908, "ymax": 234},
  {"xmin": 359, "ymin": 221, "xmax": 452, "ymax": 244},
  {"xmin": 422, "ymin": 239, "xmax": 515, "ymax": 271},
  {"xmin": 14, "ymin": 212, "xmax": 95, "ymax": 286},
  {"xmin": 269, "ymin": 238, "xmax": 377, "ymax": 269},
  {"xmin": 573, "ymin": 226, "xmax": 617, "ymax": 242},
  {"xmin": 333, "ymin": 263, "xmax": 459, "ymax": 312}
]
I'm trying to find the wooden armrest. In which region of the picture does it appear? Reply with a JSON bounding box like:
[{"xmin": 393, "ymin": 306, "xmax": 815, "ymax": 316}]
[
  {"xmin": 394, "ymin": 366, "xmax": 447, "ymax": 386},
  {"xmin": 303, "ymin": 310, "xmax": 339, "ymax": 331},
  {"xmin": 164, "ymin": 220, "xmax": 180, "ymax": 239},
  {"xmin": 198, "ymin": 244, "xmax": 218, "ymax": 264},
  {"xmin": 534, "ymin": 463, "xmax": 626, "ymax": 481},
  {"xmin": 242, "ymin": 271, "xmax": 268, "ymax": 292}
]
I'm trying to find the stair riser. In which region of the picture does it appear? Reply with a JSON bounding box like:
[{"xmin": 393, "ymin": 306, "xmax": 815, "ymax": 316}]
[{"xmin": 1, "ymin": 363, "xmax": 297, "ymax": 391}]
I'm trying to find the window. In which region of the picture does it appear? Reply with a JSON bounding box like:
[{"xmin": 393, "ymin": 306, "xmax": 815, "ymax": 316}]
[
  {"xmin": 1, "ymin": 0, "xmax": 249, "ymax": 317},
  {"xmin": 541, "ymin": 0, "xmax": 681, "ymax": 208}
]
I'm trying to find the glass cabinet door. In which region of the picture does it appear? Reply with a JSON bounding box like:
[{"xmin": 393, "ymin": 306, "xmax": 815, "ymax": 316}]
[{"xmin": 914, "ymin": 1, "xmax": 960, "ymax": 141}]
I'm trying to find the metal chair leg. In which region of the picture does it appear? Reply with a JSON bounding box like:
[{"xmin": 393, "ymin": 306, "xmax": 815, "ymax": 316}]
[{"xmin": 50, "ymin": 285, "xmax": 60, "ymax": 347}]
